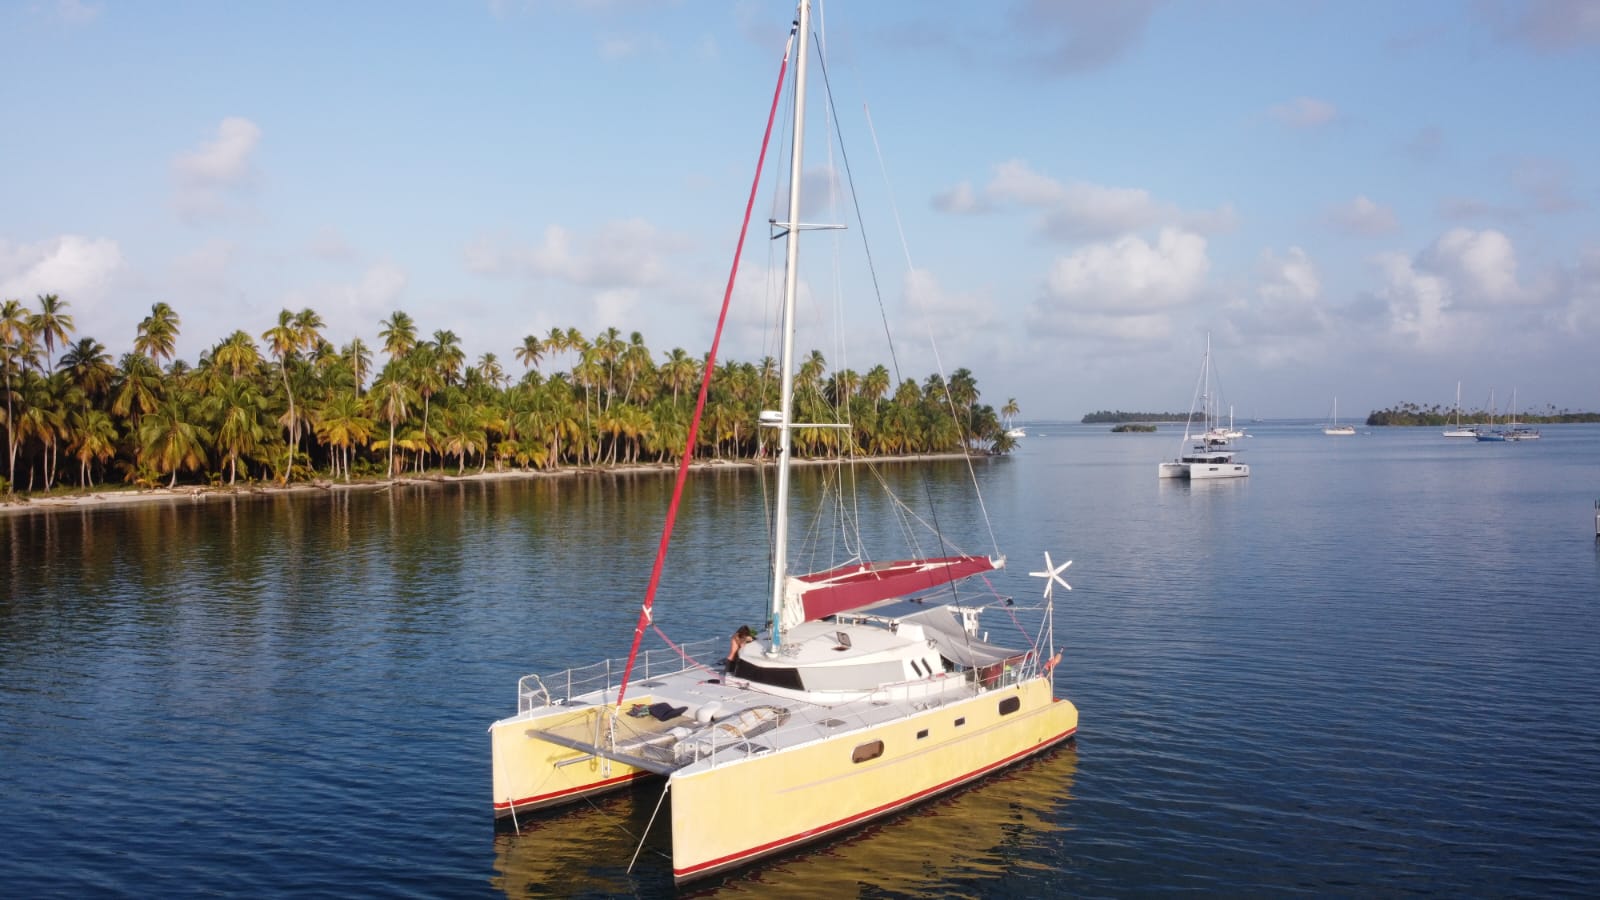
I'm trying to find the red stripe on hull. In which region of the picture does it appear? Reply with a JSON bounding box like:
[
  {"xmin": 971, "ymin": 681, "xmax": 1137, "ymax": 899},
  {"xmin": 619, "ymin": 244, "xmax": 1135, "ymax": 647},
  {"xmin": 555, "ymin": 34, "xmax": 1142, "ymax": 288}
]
[
  {"xmin": 492, "ymin": 770, "xmax": 651, "ymax": 815},
  {"xmin": 673, "ymin": 725, "xmax": 1077, "ymax": 880}
]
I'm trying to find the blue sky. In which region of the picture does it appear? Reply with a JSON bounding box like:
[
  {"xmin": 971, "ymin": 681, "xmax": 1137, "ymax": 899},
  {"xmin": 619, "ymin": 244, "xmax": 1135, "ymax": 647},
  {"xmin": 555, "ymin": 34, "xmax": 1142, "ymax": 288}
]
[{"xmin": 3, "ymin": 0, "xmax": 1596, "ymax": 421}]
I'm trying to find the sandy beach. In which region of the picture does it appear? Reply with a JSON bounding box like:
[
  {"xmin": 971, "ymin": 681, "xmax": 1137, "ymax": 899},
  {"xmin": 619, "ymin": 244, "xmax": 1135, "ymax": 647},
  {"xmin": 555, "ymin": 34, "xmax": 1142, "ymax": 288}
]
[{"xmin": 0, "ymin": 452, "xmax": 980, "ymax": 517}]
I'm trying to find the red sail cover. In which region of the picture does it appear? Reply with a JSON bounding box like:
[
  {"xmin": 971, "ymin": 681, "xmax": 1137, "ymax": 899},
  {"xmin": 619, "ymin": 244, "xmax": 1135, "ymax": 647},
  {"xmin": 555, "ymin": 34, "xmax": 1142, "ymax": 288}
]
[{"xmin": 795, "ymin": 556, "xmax": 1001, "ymax": 622}]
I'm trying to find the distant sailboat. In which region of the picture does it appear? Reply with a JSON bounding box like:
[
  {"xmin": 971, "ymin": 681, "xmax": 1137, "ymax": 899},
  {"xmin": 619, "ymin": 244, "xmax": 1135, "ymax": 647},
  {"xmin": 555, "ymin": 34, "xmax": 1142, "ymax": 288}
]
[
  {"xmin": 1158, "ymin": 333, "xmax": 1249, "ymax": 480},
  {"xmin": 1475, "ymin": 388, "xmax": 1506, "ymax": 441},
  {"xmin": 1442, "ymin": 381, "xmax": 1478, "ymax": 438},
  {"xmin": 1501, "ymin": 388, "xmax": 1541, "ymax": 441},
  {"xmin": 1323, "ymin": 397, "xmax": 1356, "ymax": 436}
]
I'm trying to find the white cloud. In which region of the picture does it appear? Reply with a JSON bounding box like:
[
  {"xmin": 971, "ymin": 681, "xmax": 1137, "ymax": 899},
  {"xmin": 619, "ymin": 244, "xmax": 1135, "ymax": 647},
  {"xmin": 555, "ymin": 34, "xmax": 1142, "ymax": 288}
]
[
  {"xmin": 171, "ymin": 239, "xmax": 238, "ymax": 293},
  {"xmin": 1481, "ymin": 0, "xmax": 1600, "ymax": 52},
  {"xmin": 932, "ymin": 182, "xmax": 987, "ymax": 214},
  {"xmin": 1418, "ymin": 228, "xmax": 1523, "ymax": 307},
  {"xmin": 1269, "ymin": 96, "xmax": 1338, "ymax": 129},
  {"xmin": 1328, "ymin": 195, "xmax": 1399, "ymax": 236},
  {"xmin": 1024, "ymin": 308, "xmax": 1171, "ymax": 343},
  {"xmin": 942, "ymin": 160, "xmax": 1231, "ymax": 241},
  {"xmin": 0, "ymin": 235, "xmax": 127, "ymax": 356},
  {"xmin": 1373, "ymin": 251, "xmax": 1454, "ymax": 349},
  {"xmin": 174, "ymin": 117, "xmax": 261, "ymax": 185},
  {"xmin": 55, "ymin": 0, "xmax": 102, "ymax": 25},
  {"xmin": 0, "ymin": 235, "xmax": 124, "ymax": 301},
  {"xmin": 276, "ymin": 263, "xmax": 409, "ymax": 348},
  {"xmin": 598, "ymin": 34, "xmax": 643, "ymax": 60},
  {"xmin": 1041, "ymin": 228, "xmax": 1210, "ymax": 313},
  {"xmin": 309, "ymin": 227, "xmax": 357, "ymax": 262},
  {"xmin": 172, "ymin": 117, "xmax": 263, "ymax": 221},
  {"xmin": 1371, "ymin": 229, "xmax": 1530, "ymax": 351},
  {"xmin": 1237, "ymin": 246, "xmax": 1329, "ymax": 338},
  {"xmin": 1009, "ymin": 0, "xmax": 1164, "ymax": 74},
  {"xmin": 465, "ymin": 219, "xmax": 684, "ymax": 289},
  {"xmin": 1511, "ymin": 157, "xmax": 1584, "ymax": 213},
  {"xmin": 903, "ymin": 268, "xmax": 999, "ymax": 333}
]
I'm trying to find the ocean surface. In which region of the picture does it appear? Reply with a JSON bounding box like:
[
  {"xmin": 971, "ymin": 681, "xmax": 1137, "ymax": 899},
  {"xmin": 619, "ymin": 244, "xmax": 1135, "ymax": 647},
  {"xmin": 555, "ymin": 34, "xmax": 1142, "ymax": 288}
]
[{"xmin": 3, "ymin": 422, "xmax": 1598, "ymax": 898}]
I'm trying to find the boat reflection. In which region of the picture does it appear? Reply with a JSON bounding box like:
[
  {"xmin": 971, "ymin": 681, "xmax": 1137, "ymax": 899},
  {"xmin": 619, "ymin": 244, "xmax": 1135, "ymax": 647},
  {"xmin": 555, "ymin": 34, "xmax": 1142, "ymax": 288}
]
[{"xmin": 490, "ymin": 741, "xmax": 1078, "ymax": 897}]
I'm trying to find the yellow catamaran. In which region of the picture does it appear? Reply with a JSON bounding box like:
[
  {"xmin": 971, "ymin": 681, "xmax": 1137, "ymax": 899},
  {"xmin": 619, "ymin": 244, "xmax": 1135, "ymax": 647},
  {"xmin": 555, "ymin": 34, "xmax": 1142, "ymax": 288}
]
[{"xmin": 489, "ymin": 0, "xmax": 1078, "ymax": 882}]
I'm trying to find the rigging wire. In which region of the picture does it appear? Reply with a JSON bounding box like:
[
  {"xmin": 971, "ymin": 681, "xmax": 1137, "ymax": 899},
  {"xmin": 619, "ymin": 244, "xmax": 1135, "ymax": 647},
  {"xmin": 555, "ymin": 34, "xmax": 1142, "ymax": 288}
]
[
  {"xmin": 812, "ymin": 28, "xmax": 1003, "ymax": 563},
  {"xmin": 614, "ymin": 19, "xmax": 796, "ymax": 709}
]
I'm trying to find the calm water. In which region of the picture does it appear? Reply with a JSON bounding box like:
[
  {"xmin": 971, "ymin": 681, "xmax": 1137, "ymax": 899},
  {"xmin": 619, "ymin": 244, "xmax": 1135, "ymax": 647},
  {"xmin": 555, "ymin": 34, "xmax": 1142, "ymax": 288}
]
[{"xmin": 3, "ymin": 424, "xmax": 1599, "ymax": 897}]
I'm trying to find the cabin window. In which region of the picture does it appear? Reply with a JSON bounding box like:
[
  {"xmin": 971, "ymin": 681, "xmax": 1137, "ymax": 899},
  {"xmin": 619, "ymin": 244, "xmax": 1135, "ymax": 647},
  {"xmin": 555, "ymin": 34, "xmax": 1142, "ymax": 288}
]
[
  {"xmin": 954, "ymin": 717, "xmax": 966, "ymax": 727},
  {"xmin": 916, "ymin": 729, "xmax": 929, "ymax": 740},
  {"xmin": 852, "ymin": 740, "xmax": 885, "ymax": 763},
  {"xmin": 998, "ymin": 696, "xmax": 1021, "ymax": 716}
]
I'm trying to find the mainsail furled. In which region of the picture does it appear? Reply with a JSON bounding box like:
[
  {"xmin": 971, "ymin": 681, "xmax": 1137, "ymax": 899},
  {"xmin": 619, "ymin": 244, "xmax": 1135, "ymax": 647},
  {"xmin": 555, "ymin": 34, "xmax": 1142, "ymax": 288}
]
[{"xmin": 780, "ymin": 555, "xmax": 1002, "ymax": 628}]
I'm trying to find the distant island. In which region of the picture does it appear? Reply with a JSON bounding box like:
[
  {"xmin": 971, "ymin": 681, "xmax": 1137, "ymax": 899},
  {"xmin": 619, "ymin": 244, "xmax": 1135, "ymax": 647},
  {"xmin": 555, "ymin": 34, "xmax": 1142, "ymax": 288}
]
[
  {"xmin": 1366, "ymin": 402, "xmax": 1600, "ymax": 426},
  {"xmin": 1082, "ymin": 410, "xmax": 1198, "ymax": 424},
  {"xmin": 1110, "ymin": 423, "xmax": 1158, "ymax": 433}
]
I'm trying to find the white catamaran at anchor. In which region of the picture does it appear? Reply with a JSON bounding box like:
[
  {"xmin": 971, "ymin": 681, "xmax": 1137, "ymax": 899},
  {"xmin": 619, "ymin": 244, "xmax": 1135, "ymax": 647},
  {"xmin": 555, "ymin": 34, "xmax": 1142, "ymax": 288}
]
[
  {"xmin": 489, "ymin": 1, "xmax": 1078, "ymax": 883},
  {"xmin": 1158, "ymin": 333, "xmax": 1249, "ymax": 480}
]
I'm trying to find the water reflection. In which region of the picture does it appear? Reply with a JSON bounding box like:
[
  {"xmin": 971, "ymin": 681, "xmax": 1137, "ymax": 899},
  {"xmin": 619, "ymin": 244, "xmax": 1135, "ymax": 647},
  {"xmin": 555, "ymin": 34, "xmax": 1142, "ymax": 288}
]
[{"xmin": 489, "ymin": 743, "xmax": 1077, "ymax": 898}]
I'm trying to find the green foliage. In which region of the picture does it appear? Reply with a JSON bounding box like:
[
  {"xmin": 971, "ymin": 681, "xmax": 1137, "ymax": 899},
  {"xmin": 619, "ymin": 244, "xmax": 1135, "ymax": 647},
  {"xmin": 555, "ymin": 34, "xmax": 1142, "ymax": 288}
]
[
  {"xmin": 0, "ymin": 300, "xmax": 1009, "ymax": 496},
  {"xmin": 1366, "ymin": 401, "xmax": 1600, "ymax": 426},
  {"xmin": 1083, "ymin": 410, "xmax": 1198, "ymax": 424}
]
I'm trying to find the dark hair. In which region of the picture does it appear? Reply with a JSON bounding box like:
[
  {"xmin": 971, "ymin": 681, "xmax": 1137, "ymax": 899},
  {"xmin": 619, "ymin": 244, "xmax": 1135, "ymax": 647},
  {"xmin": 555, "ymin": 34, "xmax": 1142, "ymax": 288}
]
[{"xmin": 736, "ymin": 625, "xmax": 755, "ymax": 640}]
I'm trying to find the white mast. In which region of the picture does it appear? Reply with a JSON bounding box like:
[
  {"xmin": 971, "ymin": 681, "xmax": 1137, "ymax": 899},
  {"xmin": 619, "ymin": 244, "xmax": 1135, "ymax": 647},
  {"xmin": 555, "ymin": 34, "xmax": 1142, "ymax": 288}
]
[{"xmin": 766, "ymin": 0, "xmax": 812, "ymax": 650}]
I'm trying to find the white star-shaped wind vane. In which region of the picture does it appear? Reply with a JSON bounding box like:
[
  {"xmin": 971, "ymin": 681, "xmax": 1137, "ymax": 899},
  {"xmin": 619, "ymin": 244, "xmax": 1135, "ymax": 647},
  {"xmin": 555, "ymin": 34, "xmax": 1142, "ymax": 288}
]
[{"xmin": 1029, "ymin": 552, "xmax": 1073, "ymax": 601}]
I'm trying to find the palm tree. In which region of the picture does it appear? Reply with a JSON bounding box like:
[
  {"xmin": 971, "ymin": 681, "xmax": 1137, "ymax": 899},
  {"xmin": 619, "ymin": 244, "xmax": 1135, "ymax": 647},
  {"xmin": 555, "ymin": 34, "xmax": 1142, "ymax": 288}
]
[
  {"xmin": 515, "ymin": 334, "xmax": 544, "ymax": 373},
  {"xmin": 316, "ymin": 390, "xmax": 374, "ymax": 481},
  {"xmin": 437, "ymin": 401, "xmax": 486, "ymax": 474},
  {"xmin": 67, "ymin": 407, "xmax": 117, "ymax": 487},
  {"xmin": 379, "ymin": 310, "xmax": 417, "ymax": 362},
  {"xmin": 138, "ymin": 394, "xmax": 211, "ymax": 488},
  {"xmin": 432, "ymin": 329, "xmax": 465, "ymax": 386},
  {"xmin": 370, "ymin": 363, "xmax": 418, "ymax": 478},
  {"xmin": 16, "ymin": 373, "xmax": 66, "ymax": 490},
  {"xmin": 211, "ymin": 330, "xmax": 262, "ymax": 380},
  {"xmin": 111, "ymin": 353, "xmax": 163, "ymax": 426},
  {"xmin": 797, "ymin": 349, "xmax": 827, "ymax": 401},
  {"xmin": 293, "ymin": 308, "xmax": 325, "ymax": 359},
  {"xmin": 262, "ymin": 310, "xmax": 300, "ymax": 482},
  {"xmin": 618, "ymin": 331, "xmax": 654, "ymax": 406},
  {"xmin": 407, "ymin": 345, "xmax": 445, "ymax": 471},
  {"xmin": 31, "ymin": 294, "xmax": 74, "ymax": 367},
  {"xmin": 947, "ymin": 367, "xmax": 980, "ymax": 444},
  {"xmin": 344, "ymin": 337, "xmax": 372, "ymax": 395},
  {"xmin": 204, "ymin": 373, "xmax": 270, "ymax": 483},
  {"xmin": 862, "ymin": 364, "xmax": 891, "ymax": 414},
  {"xmin": 58, "ymin": 337, "xmax": 116, "ymax": 403},
  {"xmin": 0, "ymin": 298, "xmax": 33, "ymax": 490},
  {"xmin": 478, "ymin": 352, "xmax": 507, "ymax": 390},
  {"xmin": 659, "ymin": 347, "xmax": 697, "ymax": 406},
  {"xmin": 134, "ymin": 302, "xmax": 181, "ymax": 366},
  {"xmin": 1002, "ymin": 397, "xmax": 1020, "ymax": 430}
]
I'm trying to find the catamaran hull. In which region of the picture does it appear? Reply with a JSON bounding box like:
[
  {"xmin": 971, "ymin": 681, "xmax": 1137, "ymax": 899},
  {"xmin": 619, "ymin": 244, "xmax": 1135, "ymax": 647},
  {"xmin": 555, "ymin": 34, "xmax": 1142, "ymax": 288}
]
[
  {"xmin": 490, "ymin": 704, "xmax": 653, "ymax": 820},
  {"xmin": 1187, "ymin": 461, "xmax": 1248, "ymax": 479},
  {"xmin": 666, "ymin": 678, "xmax": 1077, "ymax": 883}
]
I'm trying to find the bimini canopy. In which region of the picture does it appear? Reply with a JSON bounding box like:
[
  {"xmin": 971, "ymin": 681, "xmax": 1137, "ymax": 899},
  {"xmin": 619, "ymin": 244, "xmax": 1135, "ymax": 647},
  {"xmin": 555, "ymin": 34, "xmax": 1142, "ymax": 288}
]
[
  {"xmin": 896, "ymin": 604, "xmax": 1026, "ymax": 668},
  {"xmin": 780, "ymin": 555, "xmax": 1002, "ymax": 629}
]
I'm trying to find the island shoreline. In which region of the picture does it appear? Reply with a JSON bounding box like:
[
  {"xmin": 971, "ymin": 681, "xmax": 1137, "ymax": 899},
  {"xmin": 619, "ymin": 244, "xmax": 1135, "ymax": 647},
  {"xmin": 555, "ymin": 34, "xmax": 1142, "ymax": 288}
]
[{"xmin": 0, "ymin": 452, "xmax": 982, "ymax": 517}]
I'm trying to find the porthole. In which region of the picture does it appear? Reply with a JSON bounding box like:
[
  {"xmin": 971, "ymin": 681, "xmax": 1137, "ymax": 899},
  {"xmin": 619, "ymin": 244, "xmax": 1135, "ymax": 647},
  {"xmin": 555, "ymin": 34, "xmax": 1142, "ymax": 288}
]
[
  {"xmin": 916, "ymin": 729, "xmax": 929, "ymax": 740},
  {"xmin": 852, "ymin": 740, "xmax": 885, "ymax": 763},
  {"xmin": 998, "ymin": 696, "xmax": 1021, "ymax": 716}
]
